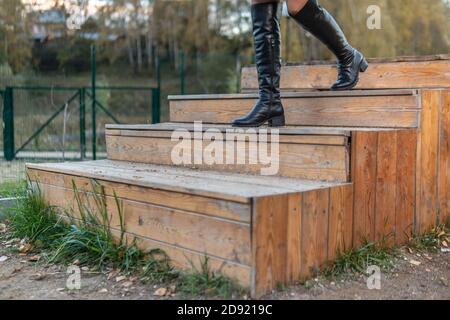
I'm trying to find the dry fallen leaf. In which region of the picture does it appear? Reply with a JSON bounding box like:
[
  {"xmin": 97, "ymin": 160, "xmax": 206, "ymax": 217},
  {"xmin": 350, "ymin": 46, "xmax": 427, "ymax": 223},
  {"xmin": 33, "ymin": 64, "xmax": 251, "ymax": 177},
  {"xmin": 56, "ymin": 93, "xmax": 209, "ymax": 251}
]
[
  {"xmin": 409, "ymin": 260, "xmax": 421, "ymax": 266},
  {"xmin": 98, "ymin": 288, "xmax": 108, "ymax": 293},
  {"xmin": 122, "ymin": 281, "xmax": 134, "ymax": 288},
  {"xmin": 30, "ymin": 272, "xmax": 47, "ymax": 281},
  {"xmin": 0, "ymin": 223, "xmax": 7, "ymax": 233},
  {"xmin": 153, "ymin": 287, "xmax": 168, "ymax": 296},
  {"xmin": 115, "ymin": 276, "xmax": 127, "ymax": 283},
  {"xmin": 28, "ymin": 255, "xmax": 40, "ymax": 262},
  {"xmin": 442, "ymin": 241, "xmax": 448, "ymax": 248},
  {"xmin": 19, "ymin": 243, "xmax": 32, "ymax": 253}
]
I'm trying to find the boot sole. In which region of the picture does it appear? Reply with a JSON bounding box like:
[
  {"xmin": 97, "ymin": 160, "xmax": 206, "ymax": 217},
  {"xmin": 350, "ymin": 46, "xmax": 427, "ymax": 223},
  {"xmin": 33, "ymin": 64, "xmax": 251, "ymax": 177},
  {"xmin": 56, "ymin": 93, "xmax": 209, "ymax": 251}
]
[
  {"xmin": 232, "ymin": 114, "xmax": 286, "ymax": 128},
  {"xmin": 332, "ymin": 58, "xmax": 369, "ymax": 91}
]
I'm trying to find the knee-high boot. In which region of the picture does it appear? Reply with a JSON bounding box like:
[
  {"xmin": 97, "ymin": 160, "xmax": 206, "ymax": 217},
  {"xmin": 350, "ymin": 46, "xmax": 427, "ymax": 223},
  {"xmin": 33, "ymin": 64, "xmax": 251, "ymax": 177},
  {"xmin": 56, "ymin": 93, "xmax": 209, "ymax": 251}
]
[
  {"xmin": 232, "ymin": 2, "xmax": 285, "ymax": 127},
  {"xmin": 289, "ymin": 0, "xmax": 368, "ymax": 90}
]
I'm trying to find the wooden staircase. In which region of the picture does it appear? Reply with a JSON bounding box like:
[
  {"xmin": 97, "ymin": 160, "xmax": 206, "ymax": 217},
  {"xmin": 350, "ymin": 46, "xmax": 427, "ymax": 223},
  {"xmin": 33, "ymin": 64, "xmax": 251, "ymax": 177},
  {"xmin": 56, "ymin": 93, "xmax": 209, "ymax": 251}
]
[{"xmin": 27, "ymin": 55, "xmax": 450, "ymax": 297}]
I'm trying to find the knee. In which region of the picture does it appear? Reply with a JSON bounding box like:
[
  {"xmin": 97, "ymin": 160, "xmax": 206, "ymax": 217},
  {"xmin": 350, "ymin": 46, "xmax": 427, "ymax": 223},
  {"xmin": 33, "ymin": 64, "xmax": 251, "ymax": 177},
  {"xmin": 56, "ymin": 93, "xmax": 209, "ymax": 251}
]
[{"xmin": 286, "ymin": 0, "xmax": 313, "ymax": 17}]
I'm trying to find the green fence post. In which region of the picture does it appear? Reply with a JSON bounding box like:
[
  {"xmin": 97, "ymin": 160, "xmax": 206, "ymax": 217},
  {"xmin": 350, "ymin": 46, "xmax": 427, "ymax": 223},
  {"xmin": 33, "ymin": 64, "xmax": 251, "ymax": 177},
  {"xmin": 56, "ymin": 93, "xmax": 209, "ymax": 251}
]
[
  {"xmin": 2, "ymin": 87, "xmax": 15, "ymax": 161},
  {"xmin": 91, "ymin": 45, "xmax": 97, "ymax": 160},
  {"xmin": 152, "ymin": 88, "xmax": 160, "ymax": 124},
  {"xmin": 79, "ymin": 88, "xmax": 86, "ymax": 160}
]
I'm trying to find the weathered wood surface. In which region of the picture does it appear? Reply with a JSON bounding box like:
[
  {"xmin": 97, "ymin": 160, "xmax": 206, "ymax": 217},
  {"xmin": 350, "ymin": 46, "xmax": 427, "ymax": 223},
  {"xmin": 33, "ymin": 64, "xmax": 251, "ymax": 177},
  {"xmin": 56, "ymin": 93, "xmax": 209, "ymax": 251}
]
[
  {"xmin": 439, "ymin": 90, "xmax": 450, "ymax": 224},
  {"xmin": 39, "ymin": 182, "xmax": 252, "ymax": 265},
  {"xmin": 169, "ymin": 93, "xmax": 419, "ymax": 128},
  {"xmin": 106, "ymin": 128, "xmax": 350, "ymax": 182},
  {"xmin": 351, "ymin": 130, "xmax": 417, "ymax": 246},
  {"xmin": 241, "ymin": 57, "xmax": 450, "ymax": 91}
]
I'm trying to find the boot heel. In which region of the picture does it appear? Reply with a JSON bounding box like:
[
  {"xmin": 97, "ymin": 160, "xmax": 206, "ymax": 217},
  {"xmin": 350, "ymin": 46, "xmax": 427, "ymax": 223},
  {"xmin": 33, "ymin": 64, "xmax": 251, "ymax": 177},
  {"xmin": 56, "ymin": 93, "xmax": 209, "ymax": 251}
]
[
  {"xmin": 360, "ymin": 58, "xmax": 369, "ymax": 72},
  {"xmin": 269, "ymin": 114, "xmax": 285, "ymax": 127}
]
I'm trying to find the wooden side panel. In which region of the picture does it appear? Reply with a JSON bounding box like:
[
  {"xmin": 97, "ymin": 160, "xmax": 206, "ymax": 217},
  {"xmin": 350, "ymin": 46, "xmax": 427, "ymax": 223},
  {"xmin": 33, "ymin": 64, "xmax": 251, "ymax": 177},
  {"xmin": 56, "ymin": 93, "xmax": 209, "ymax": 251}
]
[
  {"xmin": 28, "ymin": 169, "xmax": 251, "ymax": 223},
  {"xmin": 395, "ymin": 131, "xmax": 417, "ymax": 244},
  {"xmin": 328, "ymin": 184, "xmax": 354, "ymax": 260},
  {"xmin": 352, "ymin": 132, "xmax": 378, "ymax": 245},
  {"xmin": 106, "ymin": 134, "xmax": 349, "ymax": 182},
  {"xmin": 439, "ymin": 90, "xmax": 450, "ymax": 224},
  {"xmin": 299, "ymin": 189, "xmax": 330, "ymax": 280},
  {"xmin": 416, "ymin": 90, "xmax": 441, "ymax": 233},
  {"xmin": 241, "ymin": 59, "xmax": 450, "ymax": 91},
  {"xmin": 252, "ymin": 194, "xmax": 289, "ymax": 297},
  {"xmin": 374, "ymin": 132, "xmax": 398, "ymax": 245},
  {"xmin": 351, "ymin": 130, "xmax": 417, "ymax": 246},
  {"xmin": 286, "ymin": 193, "xmax": 302, "ymax": 283},
  {"xmin": 39, "ymin": 182, "xmax": 252, "ymax": 265},
  {"xmin": 170, "ymin": 95, "xmax": 419, "ymax": 128}
]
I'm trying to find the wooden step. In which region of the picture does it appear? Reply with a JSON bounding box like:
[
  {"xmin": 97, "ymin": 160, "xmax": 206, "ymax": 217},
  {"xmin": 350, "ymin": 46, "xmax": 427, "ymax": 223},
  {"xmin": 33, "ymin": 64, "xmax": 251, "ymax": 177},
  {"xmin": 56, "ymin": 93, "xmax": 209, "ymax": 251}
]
[
  {"xmin": 169, "ymin": 90, "xmax": 420, "ymax": 128},
  {"xmin": 241, "ymin": 55, "xmax": 450, "ymax": 91},
  {"xmin": 26, "ymin": 160, "xmax": 351, "ymax": 297},
  {"xmin": 105, "ymin": 123, "xmax": 351, "ymax": 182}
]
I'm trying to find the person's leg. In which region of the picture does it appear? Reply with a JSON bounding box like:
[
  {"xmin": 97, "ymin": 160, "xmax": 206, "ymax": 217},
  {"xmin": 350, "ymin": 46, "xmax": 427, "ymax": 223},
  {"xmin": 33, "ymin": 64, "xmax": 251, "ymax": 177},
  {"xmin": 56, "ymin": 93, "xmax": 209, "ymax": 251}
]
[
  {"xmin": 232, "ymin": 1, "xmax": 285, "ymax": 127},
  {"xmin": 287, "ymin": 0, "xmax": 368, "ymax": 90}
]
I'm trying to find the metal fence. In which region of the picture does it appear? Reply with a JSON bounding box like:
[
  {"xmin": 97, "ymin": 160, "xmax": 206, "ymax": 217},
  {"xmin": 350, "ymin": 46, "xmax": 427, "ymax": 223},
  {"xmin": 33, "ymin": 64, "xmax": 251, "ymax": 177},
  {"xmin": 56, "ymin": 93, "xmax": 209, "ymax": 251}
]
[{"xmin": 0, "ymin": 85, "xmax": 160, "ymax": 184}]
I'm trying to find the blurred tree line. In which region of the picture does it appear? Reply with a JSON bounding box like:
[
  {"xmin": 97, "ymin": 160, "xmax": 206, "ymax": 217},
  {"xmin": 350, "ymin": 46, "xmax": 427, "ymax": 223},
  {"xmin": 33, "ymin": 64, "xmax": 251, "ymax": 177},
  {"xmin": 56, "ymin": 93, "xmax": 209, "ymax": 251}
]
[{"xmin": 0, "ymin": 0, "xmax": 449, "ymax": 92}]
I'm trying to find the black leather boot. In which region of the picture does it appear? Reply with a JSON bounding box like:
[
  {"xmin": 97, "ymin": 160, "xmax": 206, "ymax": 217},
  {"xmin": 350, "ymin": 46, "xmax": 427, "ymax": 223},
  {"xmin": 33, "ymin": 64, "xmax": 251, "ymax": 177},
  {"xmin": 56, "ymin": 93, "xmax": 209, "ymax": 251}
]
[
  {"xmin": 232, "ymin": 2, "xmax": 285, "ymax": 127},
  {"xmin": 289, "ymin": 0, "xmax": 368, "ymax": 90}
]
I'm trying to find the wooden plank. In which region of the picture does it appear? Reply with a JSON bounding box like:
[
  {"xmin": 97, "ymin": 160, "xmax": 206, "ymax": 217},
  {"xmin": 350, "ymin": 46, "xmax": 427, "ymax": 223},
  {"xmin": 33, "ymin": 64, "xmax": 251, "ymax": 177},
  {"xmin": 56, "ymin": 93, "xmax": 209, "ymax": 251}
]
[
  {"xmin": 286, "ymin": 193, "xmax": 302, "ymax": 283},
  {"xmin": 169, "ymin": 95, "xmax": 419, "ymax": 128},
  {"xmin": 105, "ymin": 129, "xmax": 348, "ymax": 146},
  {"xmin": 416, "ymin": 90, "xmax": 440, "ymax": 233},
  {"xmin": 107, "ymin": 122, "xmax": 352, "ymax": 136},
  {"xmin": 106, "ymin": 135, "xmax": 349, "ymax": 182},
  {"xmin": 374, "ymin": 132, "xmax": 398, "ymax": 245},
  {"xmin": 39, "ymin": 182, "xmax": 252, "ymax": 265},
  {"xmin": 300, "ymin": 189, "xmax": 330, "ymax": 279},
  {"xmin": 251, "ymin": 194, "xmax": 289, "ymax": 297},
  {"xmin": 439, "ymin": 90, "xmax": 450, "ymax": 224},
  {"xmin": 328, "ymin": 184, "xmax": 354, "ymax": 260},
  {"xmin": 56, "ymin": 214, "xmax": 252, "ymax": 287},
  {"xmin": 168, "ymin": 89, "xmax": 417, "ymax": 100},
  {"xmin": 241, "ymin": 60, "xmax": 450, "ymax": 91},
  {"xmin": 352, "ymin": 131, "xmax": 378, "ymax": 245},
  {"xmin": 395, "ymin": 130, "xmax": 417, "ymax": 244},
  {"xmin": 28, "ymin": 168, "xmax": 252, "ymax": 223}
]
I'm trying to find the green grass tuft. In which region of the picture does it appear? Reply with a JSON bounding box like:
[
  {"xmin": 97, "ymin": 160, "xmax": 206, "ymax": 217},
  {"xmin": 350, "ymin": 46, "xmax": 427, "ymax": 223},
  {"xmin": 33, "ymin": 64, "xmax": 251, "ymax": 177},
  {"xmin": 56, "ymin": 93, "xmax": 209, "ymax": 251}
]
[
  {"xmin": 323, "ymin": 241, "xmax": 397, "ymax": 279},
  {"xmin": 141, "ymin": 249, "xmax": 179, "ymax": 284},
  {"xmin": 8, "ymin": 184, "xmax": 69, "ymax": 249},
  {"xmin": 408, "ymin": 224, "xmax": 450, "ymax": 252},
  {"xmin": 177, "ymin": 257, "xmax": 240, "ymax": 298}
]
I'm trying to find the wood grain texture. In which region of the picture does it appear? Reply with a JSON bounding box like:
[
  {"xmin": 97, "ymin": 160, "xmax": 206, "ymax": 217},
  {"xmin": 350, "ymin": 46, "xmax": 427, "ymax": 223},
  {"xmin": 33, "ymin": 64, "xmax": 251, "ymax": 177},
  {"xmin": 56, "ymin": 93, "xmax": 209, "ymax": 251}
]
[
  {"xmin": 374, "ymin": 132, "xmax": 398, "ymax": 245},
  {"xmin": 351, "ymin": 130, "xmax": 417, "ymax": 246},
  {"xmin": 251, "ymin": 194, "xmax": 289, "ymax": 297},
  {"xmin": 106, "ymin": 133, "xmax": 350, "ymax": 182},
  {"xmin": 241, "ymin": 60, "xmax": 450, "ymax": 91},
  {"xmin": 352, "ymin": 132, "xmax": 378, "ymax": 245},
  {"xmin": 28, "ymin": 168, "xmax": 252, "ymax": 223},
  {"xmin": 300, "ymin": 189, "xmax": 330, "ymax": 279},
  {"xmin": 286, "ymin": 193, "xmax": 302, "ymax": 282},
  {"xmin": 439, "ymin": 90, "xmax": 450, "ymax": 224},
  {"xmin": 170, "ymin": 95, "xmax": 419, "ymax": 128},
  {"xmin": 416, "ymin": 90, "xmax": 440, "ymax": 233},
  {"xmin": 328, "ymin": 184, "xmax": 354, "ymax": 260},
  {"xmin": 395, "ymin": 130, "xmax": 417, "ymax": 244},
  {"xmin": 38, "ymin": 182, "xmax": 252, "ymax": 265}
]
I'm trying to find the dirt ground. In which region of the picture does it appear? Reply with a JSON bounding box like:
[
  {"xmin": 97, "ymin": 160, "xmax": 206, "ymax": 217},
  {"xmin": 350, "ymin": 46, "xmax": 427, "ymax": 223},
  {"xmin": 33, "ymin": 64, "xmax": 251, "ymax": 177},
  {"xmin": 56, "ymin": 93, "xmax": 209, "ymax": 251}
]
[{"xmin": 1, "ymin": 224, "xmax": 449, "ymax": 300}]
